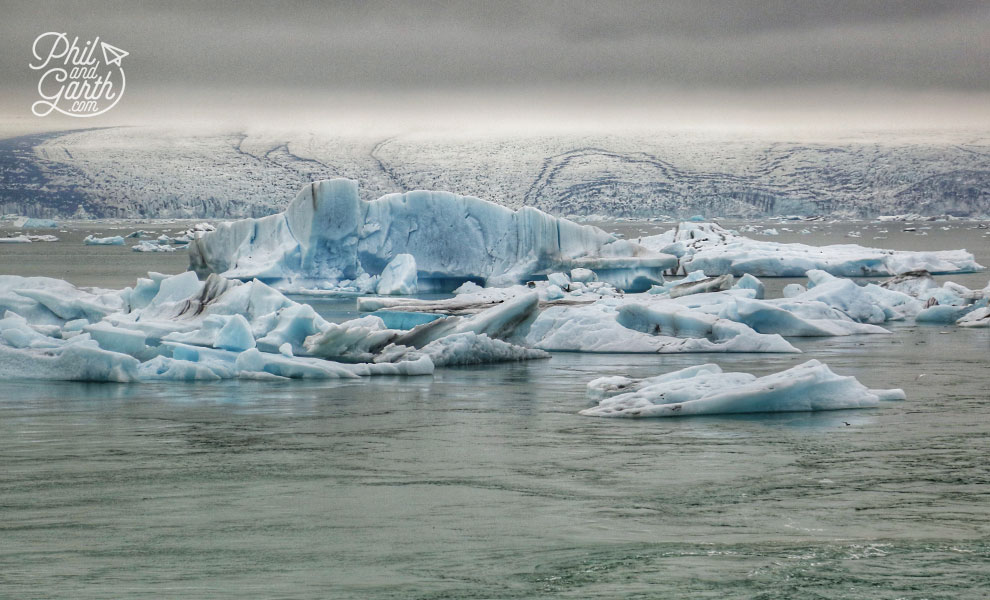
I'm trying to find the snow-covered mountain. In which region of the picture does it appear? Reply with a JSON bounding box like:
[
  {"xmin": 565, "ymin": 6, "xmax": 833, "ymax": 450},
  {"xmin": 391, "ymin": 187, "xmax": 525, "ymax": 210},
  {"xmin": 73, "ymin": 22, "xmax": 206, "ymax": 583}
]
[{"xmin": 2, "ymin": 126, "xmax": 988, "ymax": 219}]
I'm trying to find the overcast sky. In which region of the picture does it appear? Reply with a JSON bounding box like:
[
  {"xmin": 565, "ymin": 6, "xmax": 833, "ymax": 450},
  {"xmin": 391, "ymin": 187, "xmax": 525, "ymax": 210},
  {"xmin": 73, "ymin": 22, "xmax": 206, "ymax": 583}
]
[{"xmin": 2, "ymin": 0, "xmax": 989, "ymax": 132}]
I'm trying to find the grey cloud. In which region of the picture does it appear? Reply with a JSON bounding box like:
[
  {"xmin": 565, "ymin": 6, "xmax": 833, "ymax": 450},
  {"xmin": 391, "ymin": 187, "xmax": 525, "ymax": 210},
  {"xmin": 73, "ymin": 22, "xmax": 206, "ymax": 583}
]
[{"xmin": 1, "ymin": 0, "xmax": 988, "ymax": 99}]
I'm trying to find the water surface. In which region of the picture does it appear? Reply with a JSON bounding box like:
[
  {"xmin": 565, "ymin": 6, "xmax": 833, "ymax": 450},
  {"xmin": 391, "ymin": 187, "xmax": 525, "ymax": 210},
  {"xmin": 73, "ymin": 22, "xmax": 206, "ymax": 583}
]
[{"xmin": 0, "ymin": 224, "xmax": 988, "ymax": 598}]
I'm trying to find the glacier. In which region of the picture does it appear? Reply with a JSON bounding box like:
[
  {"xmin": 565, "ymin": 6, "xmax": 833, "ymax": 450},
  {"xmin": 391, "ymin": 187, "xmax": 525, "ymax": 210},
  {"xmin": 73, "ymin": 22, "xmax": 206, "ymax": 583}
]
[
  {"xmin": 189, "ymin": 179, "xmax": 677, "ymax": 293},
  {"xmin": 580, "ymin": 360, "xmax": 905, "ymax": 418},
  {"xmin": 640, "ymin": 222, "xmax": 983, "ymax": 277}
]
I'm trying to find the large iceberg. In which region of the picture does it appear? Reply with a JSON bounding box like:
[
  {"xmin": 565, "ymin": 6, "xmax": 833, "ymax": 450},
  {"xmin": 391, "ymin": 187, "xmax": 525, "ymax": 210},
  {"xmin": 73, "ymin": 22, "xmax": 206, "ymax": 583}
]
[
  {"xmin": 581, "ymin": 360, "xmax": 905, "ymax": 418},
  {"xmin": 189, "ymin": 179, "xmax": 677, "ymax": 293},
  {"xmin": 641, "ymin": 222, "xmax": 983, "ymax": 276}
]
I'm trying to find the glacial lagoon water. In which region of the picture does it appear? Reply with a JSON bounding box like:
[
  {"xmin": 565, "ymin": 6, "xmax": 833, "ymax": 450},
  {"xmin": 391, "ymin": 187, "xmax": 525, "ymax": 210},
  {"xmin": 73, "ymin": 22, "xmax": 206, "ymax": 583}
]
[{"xmin": 1, "ymin": 222, "xmax": 988, "ymax": 598}]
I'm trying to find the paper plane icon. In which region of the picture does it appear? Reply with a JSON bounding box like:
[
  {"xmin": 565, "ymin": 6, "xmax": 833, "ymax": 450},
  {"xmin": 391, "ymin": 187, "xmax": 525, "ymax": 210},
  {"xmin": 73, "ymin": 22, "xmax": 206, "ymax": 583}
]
[{"xmin": 101, "ymin": 42, "xmax": 128, "ymax": 66}]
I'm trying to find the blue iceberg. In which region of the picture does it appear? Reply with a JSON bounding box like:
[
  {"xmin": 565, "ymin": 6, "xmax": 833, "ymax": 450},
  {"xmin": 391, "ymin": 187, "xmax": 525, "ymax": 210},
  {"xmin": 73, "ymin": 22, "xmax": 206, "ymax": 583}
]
[{"xmin": 189, "ymin": 179, "xmax": 677, "ymax": 293}]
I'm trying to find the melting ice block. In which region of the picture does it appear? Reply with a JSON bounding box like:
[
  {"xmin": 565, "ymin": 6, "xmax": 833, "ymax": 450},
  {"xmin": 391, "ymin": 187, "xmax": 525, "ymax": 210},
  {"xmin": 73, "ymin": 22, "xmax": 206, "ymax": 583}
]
[
  {"xmin": 189, "ymin": 179, "xmax": 676, "ymax": 293},
  {"xmin": 641, "ymin": 222, "xmax": 982, "ymax": 276},
  {"xmin": 581, "ymin": 360, "xmax": 905, "ymax": 418}
]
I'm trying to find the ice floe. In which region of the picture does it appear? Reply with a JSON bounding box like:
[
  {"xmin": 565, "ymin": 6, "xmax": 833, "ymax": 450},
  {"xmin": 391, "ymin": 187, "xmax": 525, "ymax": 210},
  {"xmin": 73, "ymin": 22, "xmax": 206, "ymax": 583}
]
[{"xmin": 580, "ymin": 360, "xmax": 905, "ymax": 418}]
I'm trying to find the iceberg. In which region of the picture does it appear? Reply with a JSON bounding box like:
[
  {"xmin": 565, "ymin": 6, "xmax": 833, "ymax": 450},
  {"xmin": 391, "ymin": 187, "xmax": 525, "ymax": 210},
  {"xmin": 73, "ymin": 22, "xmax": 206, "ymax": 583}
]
[
  {"xmin": 189, "ymin": 179, "xmax": 677, "ymax": 293},
  {"xmin": 84, "ymin": 235, "xmax": 125, "ymax": 246},
  {"xmin": 640, "ymin": 222, "xmax": 983, "ymax": 276},
  {"xmin": 580, "ymin": 360, "xmax": 905, "ymax": 418},
  {"xmin": 132, "ymin": 240, "xmax": 177, "ymax": 252},
  {"xmin": 8, "ymin": 217, "xmax": 58, "ymax": 228},
  {"xmin": 523, "ymin": 302, "xmax": 799, "ymax": 354}
]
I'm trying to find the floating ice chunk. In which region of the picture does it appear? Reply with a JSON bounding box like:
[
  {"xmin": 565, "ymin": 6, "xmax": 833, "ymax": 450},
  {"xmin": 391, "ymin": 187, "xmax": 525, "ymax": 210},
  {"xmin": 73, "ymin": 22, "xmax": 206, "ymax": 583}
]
[
  {"xmin": 189, "ymin": 179, "xmax": 675, "ymax": 293},
  {"xmin": 303, "ymin": 315, "xmax": 399, "ymax": 362},
  {"xmin": 719, "ymin": 297, "xmax": 889, "ymax": 336},
  {"xmin": 586, "ymin": 364, "xmax": 722, "ymax": 399},
  {"xmin": 358, "ymin": 285, "xmax": 534, "ymax": 315},
  {"xmin": 790, "ymin": 271, "xmax": 888, "ymax": 324},
  {"xmin": 957, "ymin": 306, "xmax": 990, "ymax": 327},
  {"xmin": 916, "ymin": 302, "xmax": 984, "ymax": 324},
  {"xmin": 615, "ymin": 304, "xmax": 718, "ymax": 339},
  {"xmin": 570, "ymin": 268, "xmax": 597, "ymax": 283},
  {"xmin": 648, "ymin": 270, "xmax": 707, "ymax": 295},
  {"xmin": 137, "ymin": 355, "xmax": 227, "ymax": 381},
  {"xmin": 0, "ymin": 235, "xmax": 32, "ymax": 243},
  {"xmin": 20, "ymin": 218, "xmax": 58, "ymax": 228},
  {"xmin": 0, "ymin": 338, "xmax": 138, "ymax": 382},
  {"xmin": 83, "ymin": 322, "xmax": 148, "ymax": 356},
  {"xmin": 547, "ymin": 272, "xmax": 571, "ymax": 288},
  {"xmin": 234, "ymin": 348, "xmax": 362, "ymax": 379},
  {"xmin": 159, "ymin": 312, "xmax": 256, "ymax": 352},
  {"xmin": 733, "ymin": 273, "xmax": 765, "ymax": 299},
  {"xmin": 580, "ymin": 360, "xmax": 904, "ymax": 418},
  {"xmin": 409, "ymin": 332, "xmax": 549, "ymax": 366},
  {"xmin": 255, "ymin": 303, "xmax": 324, "ymax": 354},
  {"xmin": 84, "ymin": 235, "xmax": 125, "ymax": 245},
  {"xmin": 454, "ymin": 292, "xmax": 540, "ymax": 340},
  {"xmin": 669, "ymin": 274, "xmax": 734, "ymax": 298},
  {"xmin": 525, "ymin": 303, "xmax": 798, "ymax": 353},
  {"xmin": 545, "ymin": 284, "xmax": 565, "ymax": 300},
  {"xmin": 132, "ymin": 240, "xmax": 176, "ymax": 252},
  {"xmin": 0, "ymin": 312, "xmax": 62, "ymax": 349},
  {"xmin": 782, "ymin": 284, "xmax": 806, "ymax": 298},
  {"xmin": 214, "ymin": 314, "xmax": 255, "ymax": 351},
  {"xmin": 376, "ymin": 253, "xmax": 417, "ymax": 295},
  {"xmin": 5, "ymin": 276, "xmax": 123, "ymax": 323},
  {"xmin": 640, "ymin": 222, "xmax": 982, "ymax": 276},
  {"xmin": 879, "ymin": 270, "xmax": 938, "ymax": 296}
]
